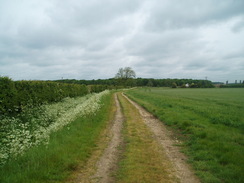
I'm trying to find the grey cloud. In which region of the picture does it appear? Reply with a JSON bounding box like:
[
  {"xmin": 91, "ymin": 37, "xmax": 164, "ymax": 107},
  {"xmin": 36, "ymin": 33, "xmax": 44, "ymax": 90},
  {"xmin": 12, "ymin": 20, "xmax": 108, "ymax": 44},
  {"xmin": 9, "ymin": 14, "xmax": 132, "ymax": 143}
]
[
  {"xmin": 126, "ymin": 29, "xmax": 200, "ymax": 57},
  {"xmin": 1, "ymin": 0, "xmax": 140, "ymax": 50},
  {"xmin": 186, "ymin": 60, "xmax": 208, "ymax": 69},
  {"xmin": 232, "ymin": 16, "xmax": 244, "ymax": 32},
  {"xmin": 0, "ymin": 0, "xmax": 243, "ymax": 82},
  {"xmin": 145, "ymin": 0, "xmax": 244, "ymax": 31},
  {"xmin": 48, "ymin": 0, "xmax": 141, "ymax": 27}
]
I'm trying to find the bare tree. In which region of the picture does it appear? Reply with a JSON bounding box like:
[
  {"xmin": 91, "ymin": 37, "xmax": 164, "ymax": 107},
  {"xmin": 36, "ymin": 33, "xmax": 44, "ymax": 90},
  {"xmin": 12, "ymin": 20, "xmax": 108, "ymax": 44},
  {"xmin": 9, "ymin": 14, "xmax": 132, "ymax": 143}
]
[
  {"xmin": 115, "ymin": 68, "xmax": 125, "ymax": 79},
  {"xmin": 115, "ymin": 67, "xmax": 136, "ymax": 79},
  {"xmin": 115, "ymin": 67, "xmax": 136, "ymax": 87}
]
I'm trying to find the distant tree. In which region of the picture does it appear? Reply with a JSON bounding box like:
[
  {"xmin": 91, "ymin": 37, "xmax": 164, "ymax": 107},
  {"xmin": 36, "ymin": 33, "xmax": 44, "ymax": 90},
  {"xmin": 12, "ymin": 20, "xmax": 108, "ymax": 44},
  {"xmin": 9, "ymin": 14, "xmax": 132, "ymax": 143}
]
[
  {"xmin": 190, "ymin": 83, "xmax": 197, "ymax": 88},
  {"xmin": 115, "ymin": 68, "xmax": 124, "ymax": 79},
  {"xmin": 181, "ymin": 84, "xmax": 186, "ymax": 88},
  {"xmin": 124, "ymin": 67, "xmax": 136, "ymax": 79},
  {"xmin": 115, "ymin": 67, "xmax": 136, "ymax": 79},
  {"xmin": 147, "ymin": 80, "xmax": 154, "ymax": 87},
  {"xmin": 172, "ymin": 82, "xmax": 177, "ymax": 88},
  {"xmin": 115, "ymin": 67, "xmax": 136, "ymax": 87}
]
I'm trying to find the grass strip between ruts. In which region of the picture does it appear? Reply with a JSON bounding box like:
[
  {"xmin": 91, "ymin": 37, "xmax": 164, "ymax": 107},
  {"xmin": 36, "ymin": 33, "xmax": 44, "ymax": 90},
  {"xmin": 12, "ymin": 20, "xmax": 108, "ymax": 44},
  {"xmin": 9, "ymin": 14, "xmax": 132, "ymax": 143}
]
[{"xmin": 115, "ymin": 93, "xmax": 177, "ymax": 183}]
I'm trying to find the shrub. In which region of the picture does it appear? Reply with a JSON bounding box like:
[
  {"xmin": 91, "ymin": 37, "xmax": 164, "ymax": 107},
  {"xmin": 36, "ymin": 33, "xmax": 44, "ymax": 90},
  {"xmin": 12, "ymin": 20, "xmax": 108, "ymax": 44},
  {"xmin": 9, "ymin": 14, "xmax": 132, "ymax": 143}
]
[{"xmin": 171, "ymin": 82, "xmax": 177, "ymax": 88}]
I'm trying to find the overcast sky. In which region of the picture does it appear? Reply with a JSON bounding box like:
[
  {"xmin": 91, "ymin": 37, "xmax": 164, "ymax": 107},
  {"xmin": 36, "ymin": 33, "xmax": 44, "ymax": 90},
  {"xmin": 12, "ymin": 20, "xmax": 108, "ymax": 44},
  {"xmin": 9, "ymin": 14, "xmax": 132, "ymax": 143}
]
[{"xmin": 0, "ymin": 0, "xmax": 244, "ymax": 82}]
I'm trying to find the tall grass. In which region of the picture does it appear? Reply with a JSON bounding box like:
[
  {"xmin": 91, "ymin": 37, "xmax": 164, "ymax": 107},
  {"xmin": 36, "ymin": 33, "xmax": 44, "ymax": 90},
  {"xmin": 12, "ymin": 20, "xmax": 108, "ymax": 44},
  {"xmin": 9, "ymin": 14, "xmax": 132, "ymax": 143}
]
[
  {"xmin": 125, "ymin": 88, "xmax": 244, "ymax": 183},
  {"xmin": 0, "ymin": 91, "xmax": 113, "ymax": 183}
]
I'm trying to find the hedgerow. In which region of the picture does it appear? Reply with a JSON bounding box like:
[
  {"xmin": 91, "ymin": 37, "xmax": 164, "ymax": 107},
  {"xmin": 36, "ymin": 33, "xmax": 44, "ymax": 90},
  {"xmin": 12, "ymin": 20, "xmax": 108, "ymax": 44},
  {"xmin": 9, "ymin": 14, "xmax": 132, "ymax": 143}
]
[
  {"xmin": 0, "ymin": 77, "xmax": 91, "ymax": 115},
  {"xmin": 220, "ymin": 84, "xmax": 244, "ymax": 88}
]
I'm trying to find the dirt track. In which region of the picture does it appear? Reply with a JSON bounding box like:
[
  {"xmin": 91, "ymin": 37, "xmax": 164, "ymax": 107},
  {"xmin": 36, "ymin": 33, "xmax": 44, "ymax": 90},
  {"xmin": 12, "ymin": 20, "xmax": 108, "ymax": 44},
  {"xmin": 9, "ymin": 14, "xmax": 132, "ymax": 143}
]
[
  {"xmin": 90, "ymin": 94, "xmax": 124, "ymax": 183},
  {"xmin": 69, "ymin": 93, "xmax": 200, "ymax": 183}
]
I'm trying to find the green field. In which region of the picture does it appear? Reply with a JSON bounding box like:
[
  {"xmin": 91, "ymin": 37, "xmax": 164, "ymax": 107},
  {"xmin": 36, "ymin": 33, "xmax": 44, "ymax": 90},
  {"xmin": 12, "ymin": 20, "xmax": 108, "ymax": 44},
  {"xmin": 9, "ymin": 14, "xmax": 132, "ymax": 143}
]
[{"xmin": 125, "ymin": 88, "xmax": 244, "ymax": 183}]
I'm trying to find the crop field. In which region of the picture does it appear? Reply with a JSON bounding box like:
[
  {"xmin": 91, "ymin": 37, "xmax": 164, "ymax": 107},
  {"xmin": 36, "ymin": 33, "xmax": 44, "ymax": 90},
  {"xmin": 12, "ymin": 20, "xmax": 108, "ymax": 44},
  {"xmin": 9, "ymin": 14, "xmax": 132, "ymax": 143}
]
[{"xmin": 125, "ymin": 88, "xmax": 244, "ymax": 183}]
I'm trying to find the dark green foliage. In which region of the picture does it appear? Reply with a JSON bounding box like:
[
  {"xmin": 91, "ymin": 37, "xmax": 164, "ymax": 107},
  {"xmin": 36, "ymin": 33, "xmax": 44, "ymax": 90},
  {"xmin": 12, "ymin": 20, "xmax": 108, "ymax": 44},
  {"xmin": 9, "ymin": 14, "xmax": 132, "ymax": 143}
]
[
  {"xmin": 0, "ymin": 77, "xmax": 18, "ymax": 114},
  {"xmin": 220, "ymin": 84, "xmax": 244, "ymax": 88},
  {"xmin": 171, "ymin": 82, "xmax": 177, "ymax": 88},
  {"xmin": 0, "ymin": 77, "xmax": 89, "ymax": 115},
  {"xmin": 54, "ymin": 78, "xmax": 214, "ymax": 88},
  {"xmin": 88, "ymin": 85, "xmax": 112, "ymax": 93}
]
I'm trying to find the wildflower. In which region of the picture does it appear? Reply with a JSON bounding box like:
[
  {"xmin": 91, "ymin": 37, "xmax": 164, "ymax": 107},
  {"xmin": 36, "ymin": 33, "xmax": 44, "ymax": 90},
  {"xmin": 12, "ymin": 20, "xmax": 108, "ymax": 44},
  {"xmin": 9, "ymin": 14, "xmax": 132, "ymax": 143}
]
[{"xmin": 0, "ymin": 90, "xmax": 109, "ymax": 166}]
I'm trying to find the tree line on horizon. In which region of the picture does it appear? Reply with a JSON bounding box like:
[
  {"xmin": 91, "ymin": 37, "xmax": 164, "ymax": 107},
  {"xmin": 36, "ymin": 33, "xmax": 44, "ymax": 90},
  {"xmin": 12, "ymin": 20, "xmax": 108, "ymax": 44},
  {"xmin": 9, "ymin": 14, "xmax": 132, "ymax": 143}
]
[
  {"xmin": 55, "ymin": 67, "xmax": 214, "ymax": 88},
  {"xmin": 55, "ymin": 77, "xmax": 214, "ymax": 88}
]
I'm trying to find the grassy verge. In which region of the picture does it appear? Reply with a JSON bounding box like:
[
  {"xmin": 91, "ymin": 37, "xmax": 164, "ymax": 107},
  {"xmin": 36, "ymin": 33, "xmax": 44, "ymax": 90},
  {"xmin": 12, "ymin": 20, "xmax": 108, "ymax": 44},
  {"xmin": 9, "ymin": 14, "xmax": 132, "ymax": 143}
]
[
  {"xmin": 0, "ymin": 93, "xmax": 113, "ymax": 183},
  {"xmin": 66, "ymin": 93, "xmax": 117, "ymax": 182},
  {"xmin": 116, "ymin": 93, "xmax": 177, "ymax": 183},
  {"xmin": 125, "ymin": 88, "xmax": 244, "ymax": 183}
]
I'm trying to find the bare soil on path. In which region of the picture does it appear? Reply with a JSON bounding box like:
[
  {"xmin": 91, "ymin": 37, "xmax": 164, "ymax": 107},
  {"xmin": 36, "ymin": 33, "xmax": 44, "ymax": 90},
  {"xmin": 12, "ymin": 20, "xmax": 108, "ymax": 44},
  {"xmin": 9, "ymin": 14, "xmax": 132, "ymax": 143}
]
[
  {"xmin": 67, "ymin": 94, "xmax": 124, "ymax": 183},
  {"xmin": 90, "ymin": 94, "xmax": 124, "ymax": 183},
  {"xmin": 68, "ymin": 93, "xmax": 200, "ymax": 183}
]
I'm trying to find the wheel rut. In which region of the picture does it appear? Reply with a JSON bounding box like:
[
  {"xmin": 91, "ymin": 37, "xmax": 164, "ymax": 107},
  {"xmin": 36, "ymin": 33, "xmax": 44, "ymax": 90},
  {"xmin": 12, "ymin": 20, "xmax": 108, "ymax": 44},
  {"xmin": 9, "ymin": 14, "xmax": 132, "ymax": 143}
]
[
  {"xmin": 69, "ymin": 93, "xmax": 200, "ymax": 183},
  {"xmin": 122, "ymin": 93, "xmax": 200, "ymax": 183},
  {"xmin": 90, "ymin": 94, "xmax": 124, "ymax": 183},
  {"xmin": 67, "ymin": 94, "xmax": 124, "ymax": 183}
]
